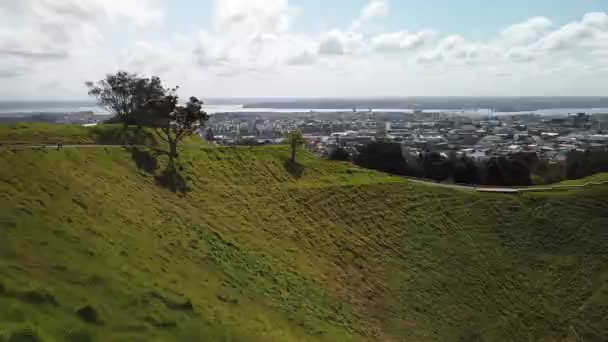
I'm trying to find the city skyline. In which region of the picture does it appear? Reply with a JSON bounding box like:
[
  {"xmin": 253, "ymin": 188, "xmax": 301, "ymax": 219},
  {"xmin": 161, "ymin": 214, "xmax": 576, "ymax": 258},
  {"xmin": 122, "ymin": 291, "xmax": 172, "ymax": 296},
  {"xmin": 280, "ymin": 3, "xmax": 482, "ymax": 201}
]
[{"xmin": 1, "ymin": 0, "xmax": 607, "ymax": 99}]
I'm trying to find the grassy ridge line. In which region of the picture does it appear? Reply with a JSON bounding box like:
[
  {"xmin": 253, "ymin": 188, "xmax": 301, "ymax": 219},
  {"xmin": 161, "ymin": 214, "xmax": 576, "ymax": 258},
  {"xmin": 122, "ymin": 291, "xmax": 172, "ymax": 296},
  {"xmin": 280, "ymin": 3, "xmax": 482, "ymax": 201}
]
[
  {"xmin": 0, "ymin": 122, "xmax": 158, "ymax": 146},
  {"xmin": 0, "ymin": 124, "xmax": 607, "ymax": 341},
  {"xmin": 2, "ymin": 122, "xmax": 606, "ymax": 188}
]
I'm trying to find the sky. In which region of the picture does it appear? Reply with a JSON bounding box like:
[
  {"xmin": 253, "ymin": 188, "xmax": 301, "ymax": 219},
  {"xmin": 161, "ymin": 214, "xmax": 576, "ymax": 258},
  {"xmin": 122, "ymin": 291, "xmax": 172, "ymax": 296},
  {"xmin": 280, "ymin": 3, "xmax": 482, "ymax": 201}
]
[{"xmin": 0, "ymin": 0, "xmax": 607, "ymax": 100}]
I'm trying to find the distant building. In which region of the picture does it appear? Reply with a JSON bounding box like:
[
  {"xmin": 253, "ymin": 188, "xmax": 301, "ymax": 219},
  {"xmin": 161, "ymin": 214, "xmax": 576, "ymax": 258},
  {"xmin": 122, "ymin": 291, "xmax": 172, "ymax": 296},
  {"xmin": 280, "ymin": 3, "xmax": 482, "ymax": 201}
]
[{"xmin": 572, "ymin": 113, "xmax": 591, "ymax": 129}]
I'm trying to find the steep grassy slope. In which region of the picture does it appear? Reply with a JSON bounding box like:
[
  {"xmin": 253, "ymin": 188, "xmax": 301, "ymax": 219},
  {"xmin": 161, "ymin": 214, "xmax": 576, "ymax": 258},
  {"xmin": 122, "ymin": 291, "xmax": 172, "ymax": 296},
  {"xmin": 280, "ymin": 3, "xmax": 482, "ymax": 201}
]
[{"xmin": 0, "ymin": 125, "xmax": 607, "ymax": 341}]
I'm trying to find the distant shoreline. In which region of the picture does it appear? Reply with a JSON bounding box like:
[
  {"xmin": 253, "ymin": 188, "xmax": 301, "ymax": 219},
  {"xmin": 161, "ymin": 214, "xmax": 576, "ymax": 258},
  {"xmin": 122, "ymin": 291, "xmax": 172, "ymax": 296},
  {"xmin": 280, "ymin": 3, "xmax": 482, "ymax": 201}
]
[
  {"xmin": 2, "ymin": 97, "xmax": 608, "ymax": 117},
  {"xmin": 2, "ymin": 108, "xmax": 608, "ymax": 118}
]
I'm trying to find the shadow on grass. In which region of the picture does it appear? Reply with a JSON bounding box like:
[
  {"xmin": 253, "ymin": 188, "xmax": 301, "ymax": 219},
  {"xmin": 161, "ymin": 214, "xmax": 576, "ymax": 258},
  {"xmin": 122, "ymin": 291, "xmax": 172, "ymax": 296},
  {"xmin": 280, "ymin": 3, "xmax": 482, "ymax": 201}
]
[
  {"xmin": 458, "ymin": 330, "xmax": 485, "ymax": 342},
  {"xmin": 129, "ymin": 147, "xmax": 158, "ymax": 174},
  {"xmin": 284, "ymin": 159, "xmax": 304, "ymax": 179},
  {"xmin": 155, "ymin": 161, "xmax": 189, "ymax": 194},
  {"xmin": 127, "ymin": 142, "xmax": 188, "ymax": 193}
]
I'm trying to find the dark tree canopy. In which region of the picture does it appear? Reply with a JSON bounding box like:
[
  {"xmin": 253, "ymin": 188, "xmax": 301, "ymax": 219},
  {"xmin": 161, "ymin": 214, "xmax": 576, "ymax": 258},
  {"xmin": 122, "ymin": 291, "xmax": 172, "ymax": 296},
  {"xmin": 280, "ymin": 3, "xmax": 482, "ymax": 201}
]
[
  {"xmin": 352, "ymin": 142, "xmax": 540, "ymax": 186},
  {"xmin": 452, "ymin": 155, "xmax": 480, "ymax": 184},
  {"xmin": 354, "ymin": 142, "xmax": 410, "ymax": 175},
  {"xmin": 566, "ymin": 149, "xmax": 608, "ymax": 179},
  {"xmin": 481, "ymin": 157, "xmax": 532, "ymax": 186},
  {"xmin": 329, "ymin": 147, "xmax": 351, "ymax": 161},
  {"xmin": 421, "ymin": 151, "xmax": 451, "ymax": 181},
  {"xmin": 86, "ymin": 71, "xmax": 166, "ymax": 126}
]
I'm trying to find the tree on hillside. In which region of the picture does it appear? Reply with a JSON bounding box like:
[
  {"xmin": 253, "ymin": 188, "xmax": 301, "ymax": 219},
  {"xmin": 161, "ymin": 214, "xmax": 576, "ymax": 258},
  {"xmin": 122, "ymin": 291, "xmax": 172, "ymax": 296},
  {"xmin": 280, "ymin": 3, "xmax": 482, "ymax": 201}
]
[
  {"xmin": 452, "ymin": 155, "xmax": 480, "ymax": 184},
  {"xmin": 86, "ymin": 71, "xmax": 165, "ymax": 127},
  {"xmin": 481, "ymin": 157, "xmax": 531, "ymax": 186},
  {"xmin": 421, "ymin": 152, "xmax": 451, "ymax": 181},
  {"xmin": 566, "ymin": 149, "xmax": 608, "ymax": 180},
  {"xmin": 287, "ymin": 130, "xmax": 305, "ymax": 163},
  {"xmin": 145, "ymin": 94, "xmax": 209, "ymax": 165}
]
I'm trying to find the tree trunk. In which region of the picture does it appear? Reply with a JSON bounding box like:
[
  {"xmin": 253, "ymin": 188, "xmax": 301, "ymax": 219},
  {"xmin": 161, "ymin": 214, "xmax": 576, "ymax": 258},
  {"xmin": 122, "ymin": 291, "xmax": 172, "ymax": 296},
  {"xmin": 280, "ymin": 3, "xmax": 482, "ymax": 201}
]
[
  {"xmin": 166, "ymin": 140, "xmax": 178, "ymax": 192},
  {"xmin": 122, "ymin": 118, "xmax": 129, "ymax": 145},
  {"xmin": 291, "ymin": 146, "xmax": 296, "ymax": 163},
  {"xmin": 169, "ymin": 141, "xmax": 178, "ymax": 159}
]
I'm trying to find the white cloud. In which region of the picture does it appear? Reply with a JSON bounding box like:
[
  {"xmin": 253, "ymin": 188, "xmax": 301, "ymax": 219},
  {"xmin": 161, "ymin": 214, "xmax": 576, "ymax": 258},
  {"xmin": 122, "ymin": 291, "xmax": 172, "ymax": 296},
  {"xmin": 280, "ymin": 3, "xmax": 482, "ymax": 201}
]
[
  {"xmin": 500, "ymin": 17, "xmax": 553, "ymax": 45},
  {"xmin": 0, "ymin": 56, "xmax": 32, "ymax": 79},
  {"xmin": 582, "ymin": 12, "xmax": 608, "ymax": 29},
  {"xmin": 371, "ymin": 30, "xmax": 435, "ymax": 52},
  {"xmin": 538, "ymin": 12, "xmax": 608, "ymax": 51},
  {"xmin": 416, "ymin": 50, "xmax": 443, "ymax": 64},
  {"xmin": 1, "ymin": 1, "xmax": 607, "ymax": 98},
  {"xmin": 213, "ymin": 0, "xmax": 291, "ymax": 36},
  {"xmin": 419, "ymin": 35, "xmax": 494, "ymax": 65},
  {"xmin": 0, "ymin": 0, "xmax": 163, "ymax": 63},
  {"xmin": 591, "ymin": 49, "xmax": 608, "ymax": 58},
  {"xmin": 360, "ymin": 0, "xmax": 389, "ymax": 21},
  {"xmin": 286, "ymin": 51, "xmax": 317, "ymax": 66},
  {"xmin": 318, "ymin": 31, "xmax": 346, "ymax": 55},
  {"xmin": 0, "ymin": 0, "xmax": 163, "ymax": 23},
  {"xmin": 189, "ymin": 0, "xmax": 324, "ymax": 76},
  {"xmin": 405, "ymin": 12, "xmax": 608, "ymax": 95},
  {"xmin": 507, "ymin": 48, "xmax": 535, "ymax": 63},
  {"xmin": 539, "ymin": 22, "xmax": 592, "ymax": 50},
  {"xmin": 439, "ymin": 35, "xmax": 466, "ymax": 51},
  {"xmin": 350, "ymin": 0, "xmax": 389, "ymax": 31},
  {"xmin": 318, "ymin": 30, "xmax": 364, "ymax": 56},
  {"xmin": 0, "ymin": 0, "xmax": 164, "ymax": 98}
]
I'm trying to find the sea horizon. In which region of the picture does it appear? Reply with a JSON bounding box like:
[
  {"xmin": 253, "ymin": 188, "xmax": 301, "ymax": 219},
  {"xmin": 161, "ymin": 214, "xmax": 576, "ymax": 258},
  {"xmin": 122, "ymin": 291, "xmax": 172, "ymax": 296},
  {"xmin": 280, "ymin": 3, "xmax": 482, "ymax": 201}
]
[{"xmin": 1, "ymin": 98, "xmax": 608, "ymax": 117}]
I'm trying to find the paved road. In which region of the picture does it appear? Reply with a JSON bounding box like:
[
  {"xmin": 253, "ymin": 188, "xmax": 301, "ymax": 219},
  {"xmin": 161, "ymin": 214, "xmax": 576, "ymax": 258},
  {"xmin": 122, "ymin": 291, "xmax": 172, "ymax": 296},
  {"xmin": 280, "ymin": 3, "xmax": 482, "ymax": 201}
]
[
  {"xmin": 404, "ymin": 177, "xmax": 476, "ymax": 191},
  {"xmin": 406, "ymin": 178, "xmax": 548, "ymax": 192},
  {"xmin": 404, "ymin": 177, "xmax": 534, "ymax": 192},
  {"xmin": 405, "ymin": 176, "xmax": 607, "ymax": 193}
]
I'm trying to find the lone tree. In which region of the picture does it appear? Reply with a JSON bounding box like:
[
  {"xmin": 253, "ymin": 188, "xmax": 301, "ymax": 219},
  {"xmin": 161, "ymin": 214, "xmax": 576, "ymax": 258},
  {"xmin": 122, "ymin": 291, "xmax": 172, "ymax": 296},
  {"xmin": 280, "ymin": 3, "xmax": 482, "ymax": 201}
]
[
  {"xmin": 86, "ymin": 71, "xmax": 165, "ymax": 126},
  {"xmin": 145, "ymin": 94, "xmax": 208, "ymax": 166},
  {"xmin": 287, "ymin": 130, "xmax": 305, "ymax": 163}
]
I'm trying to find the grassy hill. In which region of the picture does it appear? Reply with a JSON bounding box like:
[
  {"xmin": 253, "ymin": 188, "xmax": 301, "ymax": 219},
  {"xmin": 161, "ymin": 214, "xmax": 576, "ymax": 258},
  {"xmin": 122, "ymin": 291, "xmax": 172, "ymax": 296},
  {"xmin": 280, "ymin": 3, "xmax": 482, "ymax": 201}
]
[{"xmin": 0, "ymin": 124, "xmax": 607, "ymax": 341}]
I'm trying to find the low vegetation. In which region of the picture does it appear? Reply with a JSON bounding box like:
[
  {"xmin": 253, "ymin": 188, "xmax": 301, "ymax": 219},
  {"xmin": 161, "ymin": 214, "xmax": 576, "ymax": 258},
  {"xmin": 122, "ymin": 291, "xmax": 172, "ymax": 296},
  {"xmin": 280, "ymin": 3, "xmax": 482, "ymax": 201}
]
[{"xmin": 0, "ymin": 124, "xmax": 607, "ymax": 341}]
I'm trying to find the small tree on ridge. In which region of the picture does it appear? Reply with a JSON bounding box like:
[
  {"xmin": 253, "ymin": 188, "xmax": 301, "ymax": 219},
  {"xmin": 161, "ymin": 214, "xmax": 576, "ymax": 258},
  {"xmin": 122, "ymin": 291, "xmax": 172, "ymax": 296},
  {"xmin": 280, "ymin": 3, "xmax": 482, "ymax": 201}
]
[
  {"xmin": 287, "ymin": 130, "xmax": 305, "ymax": 163},
  {"xmin": 145, "ymin": 94, "xmax": 209, "ymax": 166}
]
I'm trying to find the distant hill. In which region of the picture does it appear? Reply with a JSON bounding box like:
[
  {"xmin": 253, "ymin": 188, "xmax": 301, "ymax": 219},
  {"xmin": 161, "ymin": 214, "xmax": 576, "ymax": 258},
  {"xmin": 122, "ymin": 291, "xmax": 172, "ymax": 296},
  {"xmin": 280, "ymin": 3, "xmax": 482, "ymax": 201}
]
[{"xmin": 0, "ymin": 124, "xmax": 607, "ymax": 341}]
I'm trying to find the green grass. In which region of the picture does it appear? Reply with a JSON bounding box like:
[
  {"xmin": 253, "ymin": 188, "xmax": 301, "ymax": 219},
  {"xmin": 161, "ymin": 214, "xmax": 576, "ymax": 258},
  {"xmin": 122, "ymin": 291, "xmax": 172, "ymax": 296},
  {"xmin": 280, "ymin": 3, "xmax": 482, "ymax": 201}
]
[
  {"xmin": 557, "ymin": 173, "xmax": 608, "ymax": 185},
  {"xmin": 0, "ymin": 122, "xmax": 157, "ymax": 146},
  {"xmin": 0, "ymin": 124, "xmax": 607, "ymax": 341}
]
